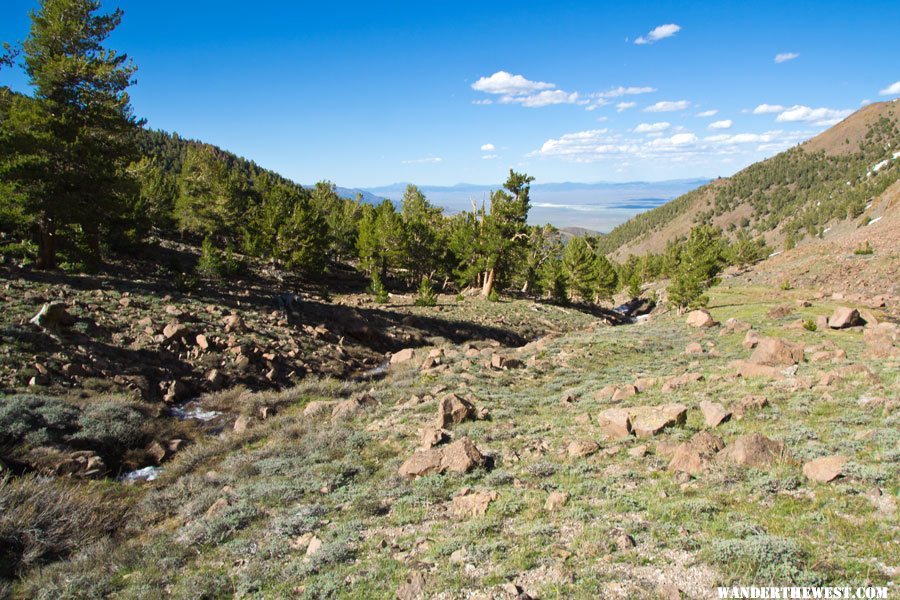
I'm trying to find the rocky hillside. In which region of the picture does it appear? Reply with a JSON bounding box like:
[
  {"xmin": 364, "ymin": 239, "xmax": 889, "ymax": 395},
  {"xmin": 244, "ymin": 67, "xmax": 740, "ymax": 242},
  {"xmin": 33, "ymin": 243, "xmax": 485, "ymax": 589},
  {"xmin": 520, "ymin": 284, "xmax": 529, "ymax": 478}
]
[
  {"xmin": 3, "ymin": 273, "xmax": 896, "ymax": 598},
  {"xmin": 600, "ymin": 100, "xmax": 900, "ymax": 260}
]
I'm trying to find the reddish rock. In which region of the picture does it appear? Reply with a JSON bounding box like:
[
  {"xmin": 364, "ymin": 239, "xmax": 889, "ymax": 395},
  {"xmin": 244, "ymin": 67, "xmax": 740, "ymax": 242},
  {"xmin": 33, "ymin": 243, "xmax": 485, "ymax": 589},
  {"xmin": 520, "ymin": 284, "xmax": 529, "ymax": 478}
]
[
  {"xmin": 685, "ymin": 342, "xmax": 704, "ymax": 355},
  {"xmin": 331, "ymin": 393, "xmax": 377, "ymax": 421},
  {"xmin": 699, "ymin": 400, "xmax": 730, "ymax": 427},
  {"xmin": 828, "ymin": 307, "xmax": 862, "ymax": 329},
  {"xmin": 435, "ymin": 394, "xmax": 475, "ymax": 428},
  {"xmin": 742, "ymin": 329, "xmax": 760, "ymax": 350},
  {"xmin": 597, "ymin": 408, "xmax": 632, "ymax": 439},
  {"xmin": 439, "ymin": 437, "xmax": 486, "ymax": 474},
  {"xmin": 450, "ymin": 490, "xmax": 498, "ymax": 518},
  {"xmin": 749, "ymin": 337, "xmax": 804, "ymax": 367},
  {"xmin": 668, "ymin": 431, "xmax": 725, "ymax": 476},
  {"xmin": 611, "ymin": 385, "xmax": 638, "ymax": 402},
  {"xmin": 567, "ymin": 439, "xmax": 600, "ymax": 458},
  {"xmin": 686, "ymin": 309, "xmax": 717, "ymax": 328},
  {"xmin": 662, "ymin": 372, "xmax": 704, "ymax": 392},
  {"xmin": 718, "ymin": 433, "xmax": 788, "ymax": 468},
  {"xmin": 398, "ymin": 448, "xmax": 444, "ymax": 478},
  {"xmin": 630, "ymin": 404, "xmax": 688, "ymax": 438},
  {"xmin": 864, "ymin": 323, "xmax": 899, "ymax": 358},
  {"xmin": 731, "ymin": 395, "xmax": 768, "ymax": 419},
  {"xmin": 390, "ymin": 348, "xmax": 416, "ymax": 364},
  {"xmin": 803, "ymin": 455, "xmax": 848, "ymax": 483}
]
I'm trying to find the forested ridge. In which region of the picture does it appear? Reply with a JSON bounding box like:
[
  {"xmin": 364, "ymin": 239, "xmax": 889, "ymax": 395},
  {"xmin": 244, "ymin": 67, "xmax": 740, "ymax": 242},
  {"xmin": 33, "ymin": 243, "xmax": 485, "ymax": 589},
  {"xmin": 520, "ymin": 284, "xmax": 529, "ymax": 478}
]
[{"xmin": 597, "ymin": 105, "xmax": 900, "ymax": 256}]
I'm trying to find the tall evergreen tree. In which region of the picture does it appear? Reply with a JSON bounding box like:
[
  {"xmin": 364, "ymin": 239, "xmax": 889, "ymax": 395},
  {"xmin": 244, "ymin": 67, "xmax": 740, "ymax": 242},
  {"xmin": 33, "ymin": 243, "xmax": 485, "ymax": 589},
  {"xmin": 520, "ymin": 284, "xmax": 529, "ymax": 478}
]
[
  {"xmin": 480, "ymin": 170, "xmax": 534, "ymax": 297},
  {"xmin": 0, "ymin": 0, "xmax": 141, "ymax": 267},
  {"xmin": 562, "ymin": 236, "xmax": 598, "ymax": 302},
  {"xmin": 668, "ymin": 225, "xmax": 727, "ymax": 311},
  {"xmin": 399, "ymin": 184, "xmax": 444, "ymax": 284}
]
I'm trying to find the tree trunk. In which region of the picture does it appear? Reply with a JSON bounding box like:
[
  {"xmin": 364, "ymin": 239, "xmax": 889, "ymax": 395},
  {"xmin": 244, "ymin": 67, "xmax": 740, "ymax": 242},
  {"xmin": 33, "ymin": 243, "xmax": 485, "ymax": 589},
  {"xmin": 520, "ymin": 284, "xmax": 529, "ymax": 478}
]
[
  {"xmin": 36, "ymin": 219, "xmax": 57, "ymax": 269},
  {"xmin": 481, "ymin": 267, "xmax": 495, "ymax": 297}
]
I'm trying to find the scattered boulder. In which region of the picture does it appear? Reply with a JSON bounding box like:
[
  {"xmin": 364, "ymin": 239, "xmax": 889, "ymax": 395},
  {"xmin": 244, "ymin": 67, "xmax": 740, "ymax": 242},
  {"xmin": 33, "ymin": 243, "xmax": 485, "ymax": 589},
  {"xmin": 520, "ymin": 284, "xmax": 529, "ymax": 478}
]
[
  {"xmin": 724, "ymin": 318, "xmax": 752, "ymax": 333},
  {"xmin": 30, "ymin": 302, "xmax": 75, "ymax": 329},
  {"xmin": 611, "ymin": 385, "xmax": 638, "ymax": 402},
  {"xmin": 718, "ymin": 433, "xmax": 788, "ymax": 468},
  {"xmin": 749, "ymin": 337, "xmax": 804, "ymax": 367},
  {"xmin": 435, "ymin": 394, "xmax": 475, "ymax": 428},
  {"xmin": 630, "ymin": 404, "xmax": 688, "ymax": 438},
  {"xmin": 685, "ymin": 342, "xmax": 704, "ymax": 355},
  {"xmin": 597, "ymin": 408, "xmax": 632, "ymax": 440},
  {"xmin": 398, "ymin": 448, "xmax": 444, "ymax": 478},
  {"xmin": 450, "ymin": 490, "xmax": 498, "ymax": 518},
  {"xmin": 331, "ymin": 393, "xmax": 378, "ymax": 421},
  {"xmin": 222, "ymin": 314, "xmax": 245, "ymax": 332},
  {"xmin": 419, "ymin": 426, "xmax": 450, "ymax": 449},
  {"xmin": 440, "ymin": 437, "xmax": 486, "ymax": 474},
  {"xmin": 742, "ymin": 329, "xmax": 760, "ymax": 350},
  {"xmin": 594, "ymin": 385, "xmax": 618, "ymax": 401},
  {"xmin": 567, "ymin": 439, "xmax": 600, "ymax": 458},
  {"xmin": 802, "ymin": 455, "xmax": 848, "ymax": 483},
  {"xmin": 163, "ymin": 322, "xmax": 190, "ymax": 341},
  {"xmin": 490, "ymin": 355, "xmax": 524, "ymax": 370},
  {"xmin": 686, "ymin": 309, "xmax": 717, "ymax": 328},
  {"xmin": 731, "ymin": 395, "xmax": 768, "ymax": 419},
  {"xmin": 732, "ymin": 360, "xmax": 784, "ymax": 380},
  {"xmin": 390, "ymin": 348, "xmax": 416, "ymax": 364},
  {"xmin": 828, "ymin": 307, "xmax": 863, "ymax": 329},
  {"xmin": 661, "ymin": 372, "xmax": 703, "ymax": 393},
  {"xmin": 699, "ymin": 400, "xmax": 730, "ymax": 428},
  {"xmin": 668, "ymin": 431, "xmax": 725, "ymax": 476}
]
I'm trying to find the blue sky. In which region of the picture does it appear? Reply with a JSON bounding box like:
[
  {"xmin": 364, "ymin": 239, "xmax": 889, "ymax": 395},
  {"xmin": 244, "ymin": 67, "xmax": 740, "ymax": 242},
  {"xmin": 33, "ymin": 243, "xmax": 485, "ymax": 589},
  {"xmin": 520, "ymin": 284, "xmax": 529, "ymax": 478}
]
[{"xmin": 2, "ymin": 0, "xmax": 899, "ymax": 188}]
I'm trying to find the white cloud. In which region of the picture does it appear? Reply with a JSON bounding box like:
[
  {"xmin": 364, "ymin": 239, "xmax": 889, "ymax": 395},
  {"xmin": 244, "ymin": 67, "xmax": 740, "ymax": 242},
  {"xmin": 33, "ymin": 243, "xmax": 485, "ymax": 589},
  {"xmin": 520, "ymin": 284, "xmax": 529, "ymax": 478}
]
[
  {"xmin": 531, "ymin": 126, "xmax": 813, "ymax": 164},
  {"xmin": 708, "ymin": 119, "xmax": 733, "ymax": 130},
  {"xmin": 879, "ymin": 81, "xmax": 900, "ymax": 96},
  {"xmin": 635, "ymin": 23, "xmax": 681, "ymax": 45},
  {"xmin": 616, "ymin": 101, "xmax": 636, "ymax": 112},
  {"xmin": 774, "ymin": 52, "xmax": 799, "ymax": 64},
  {"xmin": 472, "ymin": 99, "xmax": 493, "ymax": 105},
  {"xmin": 634, "ymin": 122, "xmax": 671, "ymax": 133},
  {"xmin": 752, "ymin": 103, "xmax": 785, "ymax": 114},
  {"xmin": 596, "ymin": 85, "xmax": 657, "ymax": 98},
  {"xmin": 501, "ymin": 89, "xmax": 580, "ymax": 108},
  {"xmin": 471, "ymin": 71, "xmax": 554, "ymax": 95},
  {"xmin": 644, "ymin": 100, "xmax": 690, "ymax": 112},
  {"xmin": 775, "ymin": 105, "xmax": 852, "ymax": 124},
  {"xmin": 482, "ymin": 154, "xmax": 498, "ymax": 160},
  {"xmin": 480, "ymin": 143, "xmax": 495, "ymax": 152},
  {"xmin": 401, "ymin": 157, "xmax": 442, "ymax": 164},
  {"xmin": 860, "ymin": 99, "xmax": 871, "ymax": 106},
  {"xmin": 696, "ymin": 109, "xmax": 718, "ymax": 117}
]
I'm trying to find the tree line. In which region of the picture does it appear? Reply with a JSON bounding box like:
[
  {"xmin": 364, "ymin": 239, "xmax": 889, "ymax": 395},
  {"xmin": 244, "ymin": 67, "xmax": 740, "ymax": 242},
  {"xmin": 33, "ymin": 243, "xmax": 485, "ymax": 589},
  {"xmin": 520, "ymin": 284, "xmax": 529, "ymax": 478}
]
[{"xmin": 0, "ymin": 0, "xmax": 772, "ymax": 312}]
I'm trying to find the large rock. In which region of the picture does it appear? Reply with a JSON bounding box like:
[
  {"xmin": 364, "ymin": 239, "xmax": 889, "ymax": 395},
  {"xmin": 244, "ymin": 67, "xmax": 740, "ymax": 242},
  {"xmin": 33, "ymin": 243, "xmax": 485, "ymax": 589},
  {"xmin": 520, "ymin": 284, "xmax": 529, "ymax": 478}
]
[
  {"xmin": 661, "ymin": 372, "xmax": 704, "ymax": 392},
  {"xmin": 749, "ymin": 337, "xmax": 804, "ymax": 367},
  {"xmin": 742, "ymin": 329, "xmax": 760, "ymax": 350},
  {"xmin": 396, "ymin": 572, "xmax": 427, "ymax": 600},
  {"xmin": 398, "ymin": 448, "xmax": 444, "ymax": 478},
  {"xmin": 668, "ymin": 431, "xmax": 725, "ymax": 476},
  {"xmin": 435, "ymin": 394, "xmax": 475, "ymax": 428},
  {"xmin": 30, "ymin": 302, "xmax": 76, "ymax": 329},
  {"xmin": 331, "ymin": 393, "xmax": 378, "ymax": 421},
  {"xmin": 597, "ymin": 408, "xmax": 632, "ymax": 439},
  {"xmin": 611, "ymin": 385, "xmax": 638, "ymax": 402},
  {"xmin": 732, "ymin": 360, "xmax": 785, "ymax": 380},
  {"xmin": 629, "ymin": 404, "xmax": 688, "ymax": 438},
  {"xmin": 439, "ymin": 437, "xmax": 486, "ymax": 473},
  {"xmin": 828, "ymin": 307, "xmax": 862, "ymax": 329},
  {"xmin": 731, "ymin": 395, "xmax": 768, "ymax": 419},
  {"xmin": 450, "ymin": 490, "xmax": 498, "ymax": 518},
  {"xmin": 699, "ymin": 400, "xmax": 730, "ymax": 428},
  {"xmin": 567, "ymin": 439, "xmax": 600, "ymax": 458},
  {"xmin": 718, "ymin": 433, "xmax": 788, "ymax": 468},
  {"xmin": 802, "ymin": 455, "xmax": 848, "ymax": 483},
  {"xmin": 686, "ymin": 309, "xmax": 717, "ymax": 328},
  {"xmin": 399, "ymin": 437, "xmax": 488, "ymax": 478},
  {"xmin": 390, "ymin": 348, "xmax": 416, "ymax": 364}
]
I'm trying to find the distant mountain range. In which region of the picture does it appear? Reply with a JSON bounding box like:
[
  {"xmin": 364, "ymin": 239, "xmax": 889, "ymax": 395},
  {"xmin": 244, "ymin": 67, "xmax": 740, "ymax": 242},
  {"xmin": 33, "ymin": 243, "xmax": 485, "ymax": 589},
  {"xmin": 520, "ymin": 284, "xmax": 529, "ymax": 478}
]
[{"xmin": 327, "ymin": 179, "xmax": 710, "ymax": 232}]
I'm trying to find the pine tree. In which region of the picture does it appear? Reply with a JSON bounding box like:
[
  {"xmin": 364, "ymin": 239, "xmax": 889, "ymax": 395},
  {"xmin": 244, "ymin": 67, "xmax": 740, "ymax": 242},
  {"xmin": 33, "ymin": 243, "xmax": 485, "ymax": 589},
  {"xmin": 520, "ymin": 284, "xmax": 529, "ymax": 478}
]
[
  {"xmin": 594, "ymin": 254, "xmax": 619, "ymax": 301},
  {"xmin": 668, "ymin": 225, "xmax": 726, "ymax": 311},
  {"xmin": 0, "ymin": 0, "xmax": 141, "ymax": 268},
  {"xmin": 562, "ymin": 236, "xmax": 598, "ymax": 302},
  {"xmin": 479, "ymin": 170, "xmax": 534, "ymax": 297},
  {"xmin": 399, "ymin": 185, "xmax": 445, "ymax": 285}
]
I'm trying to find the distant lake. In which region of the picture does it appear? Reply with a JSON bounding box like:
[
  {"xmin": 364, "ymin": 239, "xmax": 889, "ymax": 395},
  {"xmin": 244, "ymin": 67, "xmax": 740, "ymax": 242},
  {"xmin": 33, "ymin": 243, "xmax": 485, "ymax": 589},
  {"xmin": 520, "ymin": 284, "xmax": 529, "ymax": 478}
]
[{"xmin": 359, "ymin": 179, "xmax": 708, "ymax": 233}]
